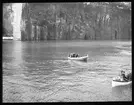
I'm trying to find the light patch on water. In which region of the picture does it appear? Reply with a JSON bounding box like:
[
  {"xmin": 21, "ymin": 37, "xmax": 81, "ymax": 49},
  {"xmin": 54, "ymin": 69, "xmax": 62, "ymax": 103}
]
[
  {"xmin": 58, "ymin": 76, "xmax": 73, "ymax": 80},
  {"xmin": 119, "ymin": 50, "xmax": 131, "ymax": 55},
  {"xmin": 61, "ymin": 82, "xmax": 74, "ymax": 85},
  {"xmin": 63, "ymin": 71, "xmax": 74, "ymax": 74}
]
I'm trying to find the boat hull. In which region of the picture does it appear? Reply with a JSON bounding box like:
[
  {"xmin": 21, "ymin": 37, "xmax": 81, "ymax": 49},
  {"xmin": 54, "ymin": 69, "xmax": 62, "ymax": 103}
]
[
  {"xmin": 3, "ymin": 37, "xmax": 13, "ymax": 40},
  {"xmin": 112, "ymin": 80, "xmax": 132, "ymax": 87},
  {"xmin": 68, "ymin": 55, "xmax": 88, "ymax": 61}
]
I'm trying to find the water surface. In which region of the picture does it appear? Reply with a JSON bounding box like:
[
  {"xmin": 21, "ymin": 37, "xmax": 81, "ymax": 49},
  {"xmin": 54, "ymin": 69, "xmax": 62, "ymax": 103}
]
[{"xmin": 3, "ymin": 40, "xmax": 132, "ymax": 102}]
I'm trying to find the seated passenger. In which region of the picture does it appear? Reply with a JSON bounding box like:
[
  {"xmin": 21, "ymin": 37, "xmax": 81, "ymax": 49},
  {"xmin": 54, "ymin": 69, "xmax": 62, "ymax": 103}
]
[
  {"xmin": 70, "ymin": 53, "xmax": 79, "ymax": 57},
  {"xmin": 73, "ymin": 53, "xmax": 76, "ymax": 57},
  {"xmin": 76, "ymin": 54, "xmax": 79, "ymax": 57},
  {"xmin": 119, "ymin": 70, "xmax": 128, "ymax": 81},
  {"xmin": 126, "ymin": 72, "xmax": 132, "ymax": 81},
  {"xmin": 70, "ymin": 53, "xmax": 74, "ymax": 57}
]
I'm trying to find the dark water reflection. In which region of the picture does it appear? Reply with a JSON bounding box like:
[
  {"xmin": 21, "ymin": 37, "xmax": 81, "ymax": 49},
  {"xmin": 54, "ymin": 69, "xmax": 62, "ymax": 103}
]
[
  {"xmin": 3, "ymin": 40, "xmax": 131, "ymax": 102},
  {"xmin": 112, "ymin": 84, "xmax": 132, "ymax": 100}
]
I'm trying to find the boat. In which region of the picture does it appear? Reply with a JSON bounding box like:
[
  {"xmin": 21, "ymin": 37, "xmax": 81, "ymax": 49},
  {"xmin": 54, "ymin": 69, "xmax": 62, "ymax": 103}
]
[
  {"xmin": 68, "ymin": 55, "xmax": 88, "ymax": 61},
  {"xmin": 112, "ymin": 77, "xmax": 132, "ymax": 87},
  {"xmin": 3, "ymin": 37, "xmax": 13, "ymax": 40}
]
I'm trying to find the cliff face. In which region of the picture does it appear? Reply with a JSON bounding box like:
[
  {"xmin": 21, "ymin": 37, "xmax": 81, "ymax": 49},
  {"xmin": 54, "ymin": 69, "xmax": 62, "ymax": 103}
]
[
  {"xmin": 12, "ymin": 3, "xmax": 23, "ymax": 40},
  {"xmin": 3, "ymin": 3, "xmax": 131, "ymax": 40},
  {"xmin": 3, "ymin": 3, "xmax": 13, "ymax": 36}
]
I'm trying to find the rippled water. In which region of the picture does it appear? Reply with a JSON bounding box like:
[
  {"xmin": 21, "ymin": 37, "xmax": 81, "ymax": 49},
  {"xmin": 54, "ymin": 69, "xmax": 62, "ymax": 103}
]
[{"xmin": 3, "ymin": 40, "xmax": 132, "ymax": 102}]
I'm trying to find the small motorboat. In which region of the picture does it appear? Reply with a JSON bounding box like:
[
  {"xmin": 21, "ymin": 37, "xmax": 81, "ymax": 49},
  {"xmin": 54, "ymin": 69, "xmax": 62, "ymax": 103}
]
[
  {"xmin": 68, "ymin": 55, "xmax": 88, "ymax": 61},
  {"xmin": 112, "ymin": 77, "xmax": 132, "ymax": 87},
  {"xmin": 3, "ymin": 37, "xmax": 13, "ymax": 40}
]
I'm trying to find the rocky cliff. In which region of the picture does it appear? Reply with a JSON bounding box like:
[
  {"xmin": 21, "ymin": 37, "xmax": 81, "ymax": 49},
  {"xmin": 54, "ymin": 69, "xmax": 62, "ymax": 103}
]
[{"xmin": 3, "ymin": 2, "xmax": 131, "ymax": 40}]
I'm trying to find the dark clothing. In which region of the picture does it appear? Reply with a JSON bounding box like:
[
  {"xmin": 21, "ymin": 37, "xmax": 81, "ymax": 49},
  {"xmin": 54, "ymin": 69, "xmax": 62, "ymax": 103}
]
[
  {"xmin": 70, "ymin": 53, "xmax": 75, "ymax": 57},
  {"xmin": 126, "ymin": 73, "xmax": 132, "ymax": 81},
  {"xmin": 121, "ymin": 74, "xmax": 126, "ymax": 79},
  {"xmin": 122, "ymin": 74, "xmax": 128, "ymax": 81},
  {"xmin": 118, "ymin": 71, "xmax": 132, "ymax": 81},
  {"xmin": 72, "ymin": 53, "xmax": 78, "ymax": 57},
  {"xmin": 73, "ymin": 54, "xmax": 75, "ymax": 57},
  {"xmin": 69, "ymin": 53, "xmax": 79, "ymax": 58},
  {"xmin": 76, "ymin": 54, "xmax": 79, "ymax": 57},
  {"xmin": 120, "ymin": 73, "xmax": 128, "ymax": 81}
]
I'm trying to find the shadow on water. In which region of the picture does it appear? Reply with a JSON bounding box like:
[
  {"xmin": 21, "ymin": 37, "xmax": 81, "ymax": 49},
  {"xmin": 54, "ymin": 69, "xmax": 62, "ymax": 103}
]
[
  {"xmin": 112, "ymin": 84, "xmax": 132, "ymax": 98},
  {"xmin": 68, "ymin": 60, "xmax": 88, "ymax": 64},
  {"xmin": 68, "ymin": 60, "xmax": 89, "ymax": 68}
]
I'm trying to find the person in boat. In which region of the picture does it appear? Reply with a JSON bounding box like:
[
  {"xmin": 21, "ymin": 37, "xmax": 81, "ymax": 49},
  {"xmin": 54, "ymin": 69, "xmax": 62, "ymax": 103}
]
[
  {"xmin": 69, "ymin": 53, "xmax": 72, "ymax": 57},
  {"xmin": 72, "ymin": 53, "xmax": 76, "ymax": 57},
  {"xmin": 69, "ymin": 53, "xmax": 75, "ymax": 57},
  {"xmin": 125, "ymin": 72, "xmax": 132, "ymax": 81},
  {"xmin": 75, "ymin": 53, "xmax": 79, "ymax": 57},
  {"xmin": 73, "ymin": 53, "xmax": 76, "ymax": 57},
  {"xmin": 69, "ymin": 53, "xmax": 79, "ymax": 57},
  {"xmin": 119, "ymin": 70, "xmax": 128, "ymax": 81},
  {"xmin": 76, "ymin": 54, "xmax": 79, "ymax": 57},
  {"xmin": 69, "ymin": 53, "xmax": 73, "ymax": 57},
  {"xmin": 72, "ymin": 53, "xmax": 78, "ymax": 57}
]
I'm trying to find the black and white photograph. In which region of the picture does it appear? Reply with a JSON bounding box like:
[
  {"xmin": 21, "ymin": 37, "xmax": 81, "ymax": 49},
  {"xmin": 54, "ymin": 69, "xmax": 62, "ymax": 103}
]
[{"xmin": 2, "ymin": 2, "xmax": 132, "ymax": 102}]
